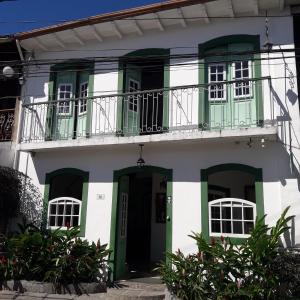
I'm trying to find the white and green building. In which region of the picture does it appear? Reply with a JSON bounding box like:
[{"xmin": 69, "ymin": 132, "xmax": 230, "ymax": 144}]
[{"xmin": 14, "ymin": 0, "xmax": 300, "ymax": 279}]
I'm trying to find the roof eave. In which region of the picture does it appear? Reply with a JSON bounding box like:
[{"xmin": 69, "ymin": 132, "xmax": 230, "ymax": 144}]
[{"xmin": 15, "ymin": 0, "xmax": 214, "ymax": 40}]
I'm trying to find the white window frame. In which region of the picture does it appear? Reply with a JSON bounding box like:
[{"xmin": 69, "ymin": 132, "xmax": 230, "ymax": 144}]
[
  {"xmin": 57, "ymin": 83, "xmax": 73, "ymax": 116},
  {"xmin": 209, "ymin": 198, "xmax": 256, "ymax": 238},
  {"xmin": 79, "ymin": 81, "xmax": 88, "ymax": 115},
  {"xmin": 232, "ymin": 60, "xmax": 253, "ymax": 99},
  {"xmin": 128, "ymin": 78, "xmax": 140, "ymax": 112},
  {"xmin": 47, "ymin": 197, "xmax": 81, "ymax": 229},
  {"xmin": 208, "ymin": 63, "xmax": 227, "ymax": 101}
]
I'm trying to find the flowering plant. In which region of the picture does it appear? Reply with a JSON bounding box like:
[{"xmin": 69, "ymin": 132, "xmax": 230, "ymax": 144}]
[{"xmin": 157, "ymin": 207, "xmax": 298, "ymax": 300}]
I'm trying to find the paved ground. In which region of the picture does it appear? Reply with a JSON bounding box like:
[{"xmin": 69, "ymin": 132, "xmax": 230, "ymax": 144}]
[{"xmin": 0, "ymin": 280, "xmax": 166, "ymax": 300}]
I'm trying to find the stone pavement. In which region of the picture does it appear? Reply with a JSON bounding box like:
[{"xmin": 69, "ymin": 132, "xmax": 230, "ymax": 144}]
[{"xmin": 0, "ymin": 280, "xmax": 166, "ymax": 300}]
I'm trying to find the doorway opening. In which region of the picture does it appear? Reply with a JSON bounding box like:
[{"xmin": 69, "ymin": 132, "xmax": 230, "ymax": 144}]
[
  {"xmin": 122, "ymin": 58, "xmax": 165, "ymax": 135},
  {"xmin": 113, "ymin": 168, "xmax": 171, "ymax": 280}
]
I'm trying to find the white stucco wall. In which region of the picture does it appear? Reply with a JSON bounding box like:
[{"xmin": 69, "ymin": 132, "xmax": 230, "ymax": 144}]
[
  {"xmin": 17, "ymin": 137, "xmax": 300, "ymax": 253},
  {"xmin": 0, "ymin": 142, "xmax": 15, "ymax": 168}
]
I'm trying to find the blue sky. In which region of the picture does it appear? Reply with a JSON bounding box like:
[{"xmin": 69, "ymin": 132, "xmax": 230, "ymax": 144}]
[{"xmin": 0, "ymin": 0, "xmax": 163, "ymax": 35}]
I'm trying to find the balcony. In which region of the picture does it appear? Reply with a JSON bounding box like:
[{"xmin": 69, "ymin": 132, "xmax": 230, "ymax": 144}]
[
  {"xmin": 0, "ymin": 108, "xmax": 15, "ymax": 142},
  {"xmin": 19, "ymin": 77, "xmax": 277, "ymax": 151}
]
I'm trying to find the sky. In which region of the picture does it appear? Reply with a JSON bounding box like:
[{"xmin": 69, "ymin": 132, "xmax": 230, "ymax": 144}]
[{"xmin": 0, "ymin": 0, "xmax": 163, "ymax": 35}]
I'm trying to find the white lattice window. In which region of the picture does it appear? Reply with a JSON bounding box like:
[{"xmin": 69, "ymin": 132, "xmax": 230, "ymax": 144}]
[
  {"xmin": 233, "ymin": 61, "xmax": 252, "ymax": 98},
  {"xmin": 58, "ymin": 84, "xmax": 73, "ymax": 115},
  {"xmin": 48, "ymin": 197, "xmax": 81, "ymax": 229},
  {"xmin": 128, "ymin": 79, "xmax": 140, "ymax": 112},
  {"xmin": 79, "ymin": 82, "xmax": 88, "ymax": 114},
  {"xmin": 208, "ymin": 64, "xmax": 226, "ymax": 101},
  {"xmin": 209, "ymin": 198, "xmax": 256, "ymax": 238}
]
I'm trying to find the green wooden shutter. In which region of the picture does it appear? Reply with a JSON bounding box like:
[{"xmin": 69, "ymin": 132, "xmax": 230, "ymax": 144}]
[
  {"xmin": 228, "ymin": 43, "xmax": 257, "ymax": 128},
  {"xmin": 123, "ymin": 64, "xmax": 142, "ymax": 135},
  {"xmin": 54, "ymin": 71, "xmax": 77, "ymax": 140}
]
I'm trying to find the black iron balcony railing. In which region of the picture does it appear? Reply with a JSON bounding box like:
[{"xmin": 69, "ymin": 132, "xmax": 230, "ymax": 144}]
[
  {"xmin": 21, "ymin": 77, "xmax": 275, "ymax": 143},
  {"xmin": 0, "ymin": 108, "xmax": 15, "ymax": 142}
]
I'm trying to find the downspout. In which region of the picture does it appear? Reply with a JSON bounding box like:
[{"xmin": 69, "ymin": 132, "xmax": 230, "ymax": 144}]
[{"xmin": 13, "ymin": 39, "xmax": 25, "ymax": 171}]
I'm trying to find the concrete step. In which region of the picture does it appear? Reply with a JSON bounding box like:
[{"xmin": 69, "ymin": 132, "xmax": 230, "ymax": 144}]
[{"xmin": 106, "ymin": 279, "xmax": 165, "ymax": 300}]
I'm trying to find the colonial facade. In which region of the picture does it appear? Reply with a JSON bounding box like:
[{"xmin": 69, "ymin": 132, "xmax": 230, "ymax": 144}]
[{"xmin": 13, "ymin": 0, "xmax": 300, "ymax": 279}]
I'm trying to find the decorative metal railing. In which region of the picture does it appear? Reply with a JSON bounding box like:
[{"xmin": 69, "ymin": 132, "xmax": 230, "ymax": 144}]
[
  {"xmin": 0, "ymin": 108, "xmax": 15, "ymax": 141},
  {"xmin": 21, "ymin": 77, "xmax": 275, "ymax": 143}
]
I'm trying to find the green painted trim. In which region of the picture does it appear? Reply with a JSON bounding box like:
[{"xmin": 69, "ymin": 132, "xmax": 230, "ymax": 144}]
[
  {"xmin": 43, "ymin": 168, "xmax": 89, "ymax": 237},
  {"xmin": 45, "ymin": 72, "xmax": 55, "ymax": 140},
  {"xmin": 116, "ymin": 63, "xmax": 124, "ymax": 135},
  {"xmin": 109, "ymin": 165, "xmax": 173, "ymax": 280},
  {"xmin": 200, "ymin": 163, "xmax": 264, "ymax": 245},
  {"xmin": 198, "ymin": 35, "xmax": 262, "ymax": 128},
  {"xmin": 86, "ymin": 67, "xmax": 95, "ymax": 137},
  {"xmin": 117, "ymin": 48, "xmax": 170, "ymax": 134},
  {"xmin": 47, "ymin": 61, "xmax": 95, "ymax": 140},
  {"xmin": 254, "ymin": 53, "xmax": 264, "ymax": 124},
  {"xmin": 163, "ymin": 52, "xmax": 170, "ymax": 131},
  {"xmin": 198, "ymin": 35, "xmax": 260, "ymax": 58}
]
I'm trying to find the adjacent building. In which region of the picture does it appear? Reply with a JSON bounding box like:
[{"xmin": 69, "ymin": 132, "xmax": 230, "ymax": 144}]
[{"xmin": 12, "ymin": 0, "xmax": 300, "ymax": 279}]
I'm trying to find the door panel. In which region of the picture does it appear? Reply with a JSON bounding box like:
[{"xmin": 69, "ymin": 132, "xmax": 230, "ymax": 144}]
[
  {"xmin": 228, "ymin": 43, "xmax": 257, "ymax": 128},
  {"xmin": 76, "ymin": 72, "xmax": 89, "ymax": 137},
  {"xmin": 123, "ymin": 65, "xmax": 141, "ymax": 135},
  {"xmin": 205, "ymin": 47, "xmax": 229, "ymax": 129},
  {"xmin": 54, "ymin": 71, "xmax": 76, "ymax": 139},
  {"xmin": 115, "ymin": 175, "xmax": 130, "ymax": 279},
  {"xmin": 205, "ymin": 44, "xmax": 257, "ymax": 129}
]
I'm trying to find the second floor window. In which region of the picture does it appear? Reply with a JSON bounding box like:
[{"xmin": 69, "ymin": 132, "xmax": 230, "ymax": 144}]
[
  {"xmin": 58, "ymin": 84, "xmax": 73, "ymax": 114},
  {"xmin": 128, "ymin": 79, "xmax": 140, "ymax": 112},
  {"xmin": 79, "ymin": 81, "xmax": 88, "ymax": 114},
  {"xmin": 233, "ymin": 61, "xmax": 252, "ymax": 97},
  {"xmin": 209, "ymin": 64, "xmax": 226, "ymax": 101}
]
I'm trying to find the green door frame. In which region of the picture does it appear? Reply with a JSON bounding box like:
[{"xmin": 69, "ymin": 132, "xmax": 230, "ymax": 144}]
[
  {"xmin": 198, "ymin": 35, "xmax": 263, "ymax": 128},
  {"xmin": 117, "ymin": 48, "xmax": 170, "ymax": 135},
  {"xmin": 47, "ymin": 61, "xmax": 94, "ymax": 140},
  {"xmin": 109, "ymin": 165, "xmax": 173, "ymax": 280},
  {"xmin": 200, "ymin": 163, "xmax": 264, "ymax": 244}
]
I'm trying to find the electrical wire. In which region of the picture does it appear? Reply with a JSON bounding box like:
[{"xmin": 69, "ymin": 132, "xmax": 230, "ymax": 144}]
[
  {"xmin": 9, "ymin": 74, "xmax": 297, "ymax": 99},
  {"xmin": 0, "ymin": 47, "xmax": 298, "ymax": 68}
]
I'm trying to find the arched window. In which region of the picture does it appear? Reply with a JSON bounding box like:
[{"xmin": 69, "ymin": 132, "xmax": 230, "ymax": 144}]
[
  {"xmin": 209, "ymin": 198, "xmax": 256, "ymax": 238},
  {"xmin": 201, "ymin": 164, "xmax": 264, "ymax": 242},
  {"xmin": 48, "ymin": 197, "xmax": 81, "ymax": 228},
  {"xmin": 44, "ymin": 168, "xmax": 89, "ymax": 236}
]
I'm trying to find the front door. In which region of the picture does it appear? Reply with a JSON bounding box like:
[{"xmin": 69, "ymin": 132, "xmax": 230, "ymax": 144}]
[
  {"xmin": 115, "ymin": 175, "xmax": 130, "ymax": 279},
  {"xmin": 123, "ymin": 64, "xmax": 141, "ymax": 135}
]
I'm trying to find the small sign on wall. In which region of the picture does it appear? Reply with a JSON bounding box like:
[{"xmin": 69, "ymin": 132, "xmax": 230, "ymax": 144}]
[{"xmin": 96, "ymin": 194, "xmax": 105, "ymax": 200}]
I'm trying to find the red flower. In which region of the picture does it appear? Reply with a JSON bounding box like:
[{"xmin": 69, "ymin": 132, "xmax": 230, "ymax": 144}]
[
  {"xmin": 66, "ymin": 222, "xmax": 71, "ymax": 229},
  {"xmin": 220, "ymin": 235, "xmax": 225, "ymax": 244}
]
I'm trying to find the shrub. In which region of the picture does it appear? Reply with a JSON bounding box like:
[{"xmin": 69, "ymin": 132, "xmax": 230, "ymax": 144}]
[
  {"xmin": 0, "ymin": 223, "xmax": 111, "ymax": 287},
  {"xmin": 158, "ymin": 207, "xmax": 299, "ymax": 300}
]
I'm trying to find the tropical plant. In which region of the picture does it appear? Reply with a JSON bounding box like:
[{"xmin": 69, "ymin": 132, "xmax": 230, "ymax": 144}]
[
  {"xmin": 0, "ymin": 223, "xmax": 111, "ymax": 288},
  {"xmin": 158, "ymin": 207, "xmax": 299, "ymax": 300}
]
